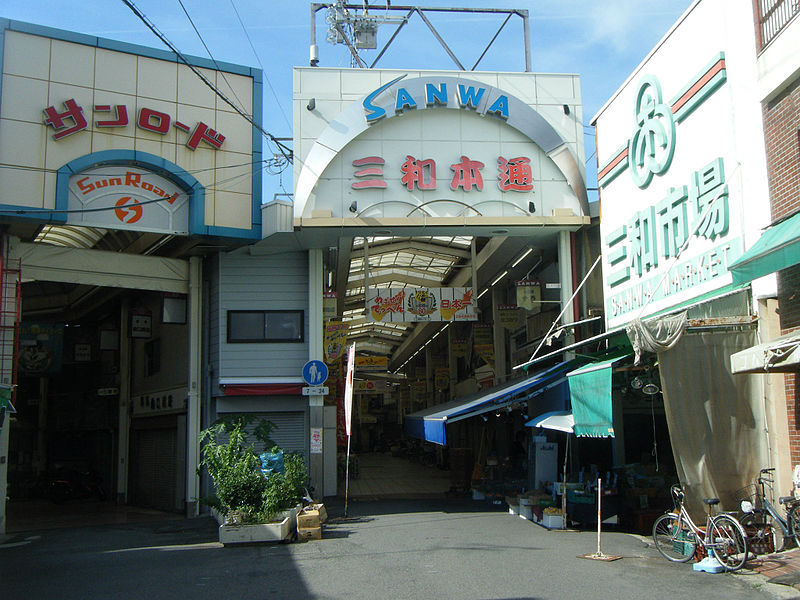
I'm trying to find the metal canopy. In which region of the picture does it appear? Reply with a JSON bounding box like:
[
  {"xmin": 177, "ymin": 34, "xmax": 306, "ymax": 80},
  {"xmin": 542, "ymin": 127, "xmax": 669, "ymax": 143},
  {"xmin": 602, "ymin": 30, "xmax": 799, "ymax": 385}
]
[{"xmin": 730, "ymin": 332, "xmax": 800, "ymax": 374}]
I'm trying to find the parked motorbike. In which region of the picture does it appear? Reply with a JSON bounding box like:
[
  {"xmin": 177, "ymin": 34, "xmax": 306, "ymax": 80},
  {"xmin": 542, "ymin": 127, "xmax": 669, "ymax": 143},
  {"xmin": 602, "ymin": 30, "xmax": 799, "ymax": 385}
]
[{"xmin": 44, "ymin": 468, "xmax": 106, "ymax": 503}]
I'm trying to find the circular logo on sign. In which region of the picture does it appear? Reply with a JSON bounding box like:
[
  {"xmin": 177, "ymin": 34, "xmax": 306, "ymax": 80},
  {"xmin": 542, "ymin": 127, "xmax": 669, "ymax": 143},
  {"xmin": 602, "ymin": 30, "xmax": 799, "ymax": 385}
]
[
  {"xmin": 407, "ymin": 289, "xmax": 437, "ymax": 316},
  {"xmin": 628, "ymin": 75, "xmax": 675, "ymax": 189},
  {"xmin": 114, "ymin": 196, "xmax": 143, "ymax": 223}
]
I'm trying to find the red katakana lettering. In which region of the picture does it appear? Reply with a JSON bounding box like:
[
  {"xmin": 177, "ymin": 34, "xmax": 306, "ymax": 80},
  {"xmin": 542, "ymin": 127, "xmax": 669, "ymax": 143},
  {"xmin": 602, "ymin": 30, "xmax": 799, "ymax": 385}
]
[
  {"xmin": 400, "ymin": 155, "xmax": 437, "ymax": 191},
  {"xmin": 43, "ymin": 99, "xmax": 88, "ymax": 140},
  {"xmin": 186, "ymin": 122, "xmax": 225, "ymax": 150},
  {"xmin": 450, "ymin": 155, "xmax": 484, "ymax": 191},
  {"xmin": 138, "ymin": 108, "xmax": 171, "ymax": 134},
  {"xmin": 94, "ymin": 105, "xmax": 129, "ymax": 128},
  {"xmin": 498, "ymin": 156, "xmax": 533, "ymax": 192}
]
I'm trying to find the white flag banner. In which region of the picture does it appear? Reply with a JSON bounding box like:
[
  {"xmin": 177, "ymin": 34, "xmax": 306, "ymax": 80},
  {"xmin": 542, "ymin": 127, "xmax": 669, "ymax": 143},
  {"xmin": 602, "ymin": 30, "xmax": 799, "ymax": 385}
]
[{"xmin": 344, "ymin": 343, "xmax": 356, "ymax": 436}]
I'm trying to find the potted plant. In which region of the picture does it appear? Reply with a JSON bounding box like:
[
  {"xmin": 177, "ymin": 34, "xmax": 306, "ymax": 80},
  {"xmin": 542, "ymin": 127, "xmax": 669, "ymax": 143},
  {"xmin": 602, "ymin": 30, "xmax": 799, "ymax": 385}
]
[{"xmin": 198, "ymin": 415, "xmax": 309, "ymax": 544}]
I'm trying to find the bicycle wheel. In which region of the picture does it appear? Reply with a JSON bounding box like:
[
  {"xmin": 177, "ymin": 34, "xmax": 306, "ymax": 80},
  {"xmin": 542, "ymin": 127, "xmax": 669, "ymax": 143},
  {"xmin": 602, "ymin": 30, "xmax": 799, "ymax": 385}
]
[
  {"xmin": 653, "ymin": 514, "xmax": 696, "ymax": 562},
  {"xmin": 711, "ymin": 515, "xmax": 749, "ymax": 571},
  {"xmin": 788, "ymin": 505, "xmax": 800, "ymax": 549},
  {"xmin": 740, "ymin": 511, "xmax": 785, "ymax": 554}
]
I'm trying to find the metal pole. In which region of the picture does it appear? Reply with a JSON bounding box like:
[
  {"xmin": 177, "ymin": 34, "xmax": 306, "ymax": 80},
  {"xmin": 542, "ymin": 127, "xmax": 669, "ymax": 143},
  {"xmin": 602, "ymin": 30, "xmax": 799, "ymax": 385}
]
[
  {"xmin": 596, "ymin": 477, "xmax": 602, "ymax": 554},
  {"xmin": 521, "ymin": 9, "xmax": 531, "ymax": 72},
  {"xmin": 344, "ymin": 434, "xmax": 352, "ymax": 517}
]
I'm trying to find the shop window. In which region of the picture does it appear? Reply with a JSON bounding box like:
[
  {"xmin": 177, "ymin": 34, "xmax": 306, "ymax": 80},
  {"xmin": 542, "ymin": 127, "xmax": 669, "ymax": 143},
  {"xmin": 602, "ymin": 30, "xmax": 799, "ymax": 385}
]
[
  {"xmin": 145, "ymin": 339, "xmax": 161, "ymax": 377},
  {"xmin": 227, "ymin": 310, "xmax": 304, "ymax": 343}
]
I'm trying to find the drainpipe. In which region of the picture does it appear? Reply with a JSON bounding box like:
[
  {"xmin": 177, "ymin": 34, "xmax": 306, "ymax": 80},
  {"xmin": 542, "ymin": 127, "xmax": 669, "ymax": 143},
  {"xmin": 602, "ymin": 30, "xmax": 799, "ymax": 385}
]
[{"xmin": 186, "ymin": 256, "xmax": 202, "ymax": 517}]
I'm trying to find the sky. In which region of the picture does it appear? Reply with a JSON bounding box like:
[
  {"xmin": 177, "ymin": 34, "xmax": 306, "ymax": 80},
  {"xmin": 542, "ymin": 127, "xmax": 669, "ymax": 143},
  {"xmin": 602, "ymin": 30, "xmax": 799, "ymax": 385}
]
[{"xmin": 1, "ymin": 0, "xmax": 695, "ymax": 202}]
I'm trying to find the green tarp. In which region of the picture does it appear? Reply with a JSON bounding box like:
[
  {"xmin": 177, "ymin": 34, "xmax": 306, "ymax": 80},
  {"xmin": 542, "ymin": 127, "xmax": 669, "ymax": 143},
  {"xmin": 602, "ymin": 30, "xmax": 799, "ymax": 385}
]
[
  {"xmin": 567, "ymin": 354, "xmax": 630, "ymax": 438},
  {"xmin": 729, "ymin": 211, "xmax": 800, "ymax": 285}
]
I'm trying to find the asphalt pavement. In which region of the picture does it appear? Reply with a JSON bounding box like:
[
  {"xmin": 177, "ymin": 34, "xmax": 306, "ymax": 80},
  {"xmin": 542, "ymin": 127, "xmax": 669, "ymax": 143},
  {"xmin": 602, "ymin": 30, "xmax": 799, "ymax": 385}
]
[{"xmin": 1, "ymin": 497, "xmax": 798, "ymax": 600}]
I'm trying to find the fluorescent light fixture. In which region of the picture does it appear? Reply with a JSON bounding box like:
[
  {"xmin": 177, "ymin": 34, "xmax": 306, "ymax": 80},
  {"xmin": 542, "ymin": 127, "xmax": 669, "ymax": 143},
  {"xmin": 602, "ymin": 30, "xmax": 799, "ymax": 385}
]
[
  {"xmin": 491, "ymin": 271, "xmax": 508, "ymax": 286},
  {"xmin": 478, "ymin": 288, "xmax": 489, "ymax": 299},
  {"xmin": 512, "ymin": 248, "xmax": 533, "ymax": 268}
]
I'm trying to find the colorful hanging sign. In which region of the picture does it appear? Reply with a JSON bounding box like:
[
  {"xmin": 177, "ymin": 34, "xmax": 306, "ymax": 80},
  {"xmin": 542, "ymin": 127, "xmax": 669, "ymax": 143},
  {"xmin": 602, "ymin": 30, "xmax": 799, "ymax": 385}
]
[
  {"xmin": 366, "ymin": 287, "xmax": 477, "ymax": 322},
  {"xmin": 355, "ymin": 355, "xmax": 388, "ymax": 372},
  {"xmin": 324, "ymin": 321, "xmax": 349, "ymax": 362}
]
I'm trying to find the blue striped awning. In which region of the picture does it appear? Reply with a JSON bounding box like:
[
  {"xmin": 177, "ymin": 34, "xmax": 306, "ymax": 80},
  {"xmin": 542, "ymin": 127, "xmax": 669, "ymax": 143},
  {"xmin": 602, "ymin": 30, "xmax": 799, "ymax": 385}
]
[{"xmin": 404, "ymin": 359, "xmax": 584, "ymax": 446}]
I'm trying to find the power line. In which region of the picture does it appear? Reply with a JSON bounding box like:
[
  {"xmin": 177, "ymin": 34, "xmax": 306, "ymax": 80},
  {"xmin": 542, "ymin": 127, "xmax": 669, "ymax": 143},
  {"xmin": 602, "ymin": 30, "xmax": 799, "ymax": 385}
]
[
  {"xmin": 120, "ymin": 0, "xmax": 293, "ymax": 164},
  {"xmin": 229, "ymin": 0, "xmax": 292, "ymax": 132},
  {"xmin": 176, "ymin": 0, "xmax": 248, "ymax": 114}
]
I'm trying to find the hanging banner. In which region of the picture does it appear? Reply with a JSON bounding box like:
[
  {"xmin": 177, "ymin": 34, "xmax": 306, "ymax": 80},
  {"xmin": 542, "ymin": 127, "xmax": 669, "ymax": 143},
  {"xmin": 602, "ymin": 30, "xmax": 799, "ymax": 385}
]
[
  {"xmin": 366, "ymin": 287, "xmax": 477, "ymax": 322},
  {"xmin": 497, "ymin": 305, "xmax": 523, "ymax": 330},
  {"xmin": 516, "ymin": 280, "xmax": 542, "ymax": 314},
  {"xmin": 323, "ymin": 292, "xmax": 338, "ymax": 320},
  {"xmin": 18, "ymin": 323, "xmax": 64, "ymax": 375},
  {"xmin": 355, "ymin": 355, "xmax": 388, "ymax": 372},
  {"xmin": 324, "ymin": 321, "xmax": 349, "ymax": 363},
  {"xmin": 354, "ymin": 379, "xmax": 390, "ymax": 393},
  {"xmin": 473, "ymin": 323, "xmax": 495, "ymax": 369},
  {"xmin": 451, "ymin": 338, "xmax": 468, "ymax": 357},
  {"xmin": 344, "ymin": 343, "xmax": 356, "ymax": 436},
  {"xmin": 434, "ymin": 368, "xmax": 450, "ymax": 390}
]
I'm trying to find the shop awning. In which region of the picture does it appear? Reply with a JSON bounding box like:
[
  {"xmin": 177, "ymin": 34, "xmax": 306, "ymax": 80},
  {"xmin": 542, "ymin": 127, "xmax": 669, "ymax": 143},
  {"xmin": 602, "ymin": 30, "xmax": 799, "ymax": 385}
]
[
  {"xmin": 567, "ymin": 353, "xmax": 631, "ymax": 438},
  {"xmin": 730, "ymin": 331, "xmax": 800, "ymax": 374},
  {"xmin": 525, "ymin": 410, "xmax": 574, "ymax": 433},
  {"xmin": 404, "ymin": 359, "xmax": 583, "ymax": 446},
  {"xmin": 728, "ymin": 211, "xmax": 800, "ymax": 285}
]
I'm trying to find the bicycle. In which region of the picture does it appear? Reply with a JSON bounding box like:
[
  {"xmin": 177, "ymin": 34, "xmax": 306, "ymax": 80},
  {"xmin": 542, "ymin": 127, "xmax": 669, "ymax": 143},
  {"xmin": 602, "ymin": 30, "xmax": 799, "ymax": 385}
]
[
  {"xmin": 738, "ymin": 467, "xmax": 800, "ymax": 554},
  {"xmin": 652, "ymin": 484, "xmax": 749, "ymax": 571}
]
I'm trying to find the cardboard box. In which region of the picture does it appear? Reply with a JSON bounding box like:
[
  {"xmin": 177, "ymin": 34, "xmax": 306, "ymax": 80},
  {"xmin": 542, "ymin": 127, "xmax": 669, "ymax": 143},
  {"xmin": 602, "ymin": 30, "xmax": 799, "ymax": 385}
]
[
  {"xmin": 542, "ymin": 514, "xmax": 564, "ymax": 529},
  {"xmin": 297, "ymin": 507, "xmax": 322, "ymax": 528},
  {"xmin": 297, "ymin": 526, "xmax": 322, "ymax": 541},
  {"xmin": 313, "ymin": 504, "xmax": 328, "ymax": 523}
]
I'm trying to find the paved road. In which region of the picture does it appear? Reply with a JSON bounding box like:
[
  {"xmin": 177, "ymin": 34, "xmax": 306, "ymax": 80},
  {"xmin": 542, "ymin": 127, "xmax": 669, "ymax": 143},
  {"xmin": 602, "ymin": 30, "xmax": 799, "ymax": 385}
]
[{"xmin": 1, "ymin": 498, "xmax": 796, "ymax": 600}]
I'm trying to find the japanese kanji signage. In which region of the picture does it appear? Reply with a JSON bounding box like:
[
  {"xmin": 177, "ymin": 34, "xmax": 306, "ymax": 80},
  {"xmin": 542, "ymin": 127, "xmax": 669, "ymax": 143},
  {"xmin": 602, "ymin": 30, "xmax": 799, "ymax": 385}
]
[
  {"xmin": 294, "ymin": 70, "xmax": 589, "ymax": 219},
  {"xmin": 68, "ymin": 166, "xmax": 189, "ymax": 234},
  {"xmin": 355, "ymin": 355, "xmax": 388, "ymax": 372},
  {"xmin": 366, "ymin": 288, "xmax": 477, "ymax": 323},
  {"xmin": 515, "ymin": 280, "xmax": 542, "ymax": 313},
  {"xmin": 324, "ymin": 322, "xmax": 349, "ymax": 363},
  {"xmin": 351, "ymin": 154, "xmax": 533, "ymax": 194},
  {"xmin": 595, "ymin": 48, "xmax": 749, "ymax": 329}
]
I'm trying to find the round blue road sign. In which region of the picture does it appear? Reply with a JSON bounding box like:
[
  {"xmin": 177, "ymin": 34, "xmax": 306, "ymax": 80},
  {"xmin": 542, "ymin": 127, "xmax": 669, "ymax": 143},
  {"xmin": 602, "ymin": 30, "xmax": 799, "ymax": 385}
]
[{"xmin": 302, "ymin": 360, "xmax": 329, "ymax": 386}]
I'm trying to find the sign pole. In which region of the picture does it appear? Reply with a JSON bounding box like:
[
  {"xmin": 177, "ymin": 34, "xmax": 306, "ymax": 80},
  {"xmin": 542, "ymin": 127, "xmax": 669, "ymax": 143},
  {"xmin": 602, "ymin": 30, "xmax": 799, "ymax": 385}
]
[{"xmin": 344, "ymin": 434, "xmax": 352, "ymax": 517}]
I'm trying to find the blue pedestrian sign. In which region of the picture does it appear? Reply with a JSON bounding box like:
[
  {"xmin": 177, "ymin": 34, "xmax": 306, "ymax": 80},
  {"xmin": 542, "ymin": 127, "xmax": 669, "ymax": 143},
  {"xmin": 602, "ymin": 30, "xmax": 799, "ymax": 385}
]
[{"xmin": 302, "ymin": 360, "xmax": 329, "ymax": 386}]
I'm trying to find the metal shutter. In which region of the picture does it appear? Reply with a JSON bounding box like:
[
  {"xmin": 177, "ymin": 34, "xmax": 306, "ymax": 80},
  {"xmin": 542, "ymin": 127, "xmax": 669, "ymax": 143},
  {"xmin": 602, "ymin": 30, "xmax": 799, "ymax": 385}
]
[
  {"xmin": 131, "ymin": 427, "xmax": 178, "ymax": 511},
  {"xmin": 244, "ymin": 411, "xmax": 307, "ymax": 462}
]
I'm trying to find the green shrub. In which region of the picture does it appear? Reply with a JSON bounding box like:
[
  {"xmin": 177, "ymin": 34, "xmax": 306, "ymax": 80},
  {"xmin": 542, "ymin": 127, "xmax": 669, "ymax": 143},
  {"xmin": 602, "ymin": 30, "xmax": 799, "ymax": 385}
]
[{"xmin": 198, "ymin": 415, "xmax": 308, "ymax": 524}]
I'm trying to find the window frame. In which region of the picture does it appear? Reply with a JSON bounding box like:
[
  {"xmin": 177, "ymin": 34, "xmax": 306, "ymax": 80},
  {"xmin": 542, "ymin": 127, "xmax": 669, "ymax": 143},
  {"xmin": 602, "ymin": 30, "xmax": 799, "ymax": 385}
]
[{"xmin": 226, "ymin": 310, "xmax": 305, "ymax": 343}]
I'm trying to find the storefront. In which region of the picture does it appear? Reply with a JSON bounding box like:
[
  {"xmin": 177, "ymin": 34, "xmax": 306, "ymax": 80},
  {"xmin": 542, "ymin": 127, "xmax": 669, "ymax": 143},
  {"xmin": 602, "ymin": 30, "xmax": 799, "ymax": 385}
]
[
  {"xmin": 0, "ymin": 19, "xmax": 262, "ymax": 530},
  {"xmin": 592, "ymin": 0, "xmax": 784, "ymax": 514}
]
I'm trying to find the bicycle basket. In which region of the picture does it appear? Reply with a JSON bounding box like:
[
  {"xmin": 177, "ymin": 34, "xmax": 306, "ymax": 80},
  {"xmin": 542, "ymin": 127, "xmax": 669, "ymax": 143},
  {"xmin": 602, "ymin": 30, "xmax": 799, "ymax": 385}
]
[{"xmin": 735, "ymin": 483, "xmax": 758, "ymax": 505}]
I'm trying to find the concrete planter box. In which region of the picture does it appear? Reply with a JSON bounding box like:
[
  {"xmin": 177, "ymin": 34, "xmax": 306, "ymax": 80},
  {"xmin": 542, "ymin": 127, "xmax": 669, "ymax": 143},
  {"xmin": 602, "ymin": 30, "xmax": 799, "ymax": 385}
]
[{"xmin": 214, "ymin": 506, "xmax": 300, "ymax": 545}]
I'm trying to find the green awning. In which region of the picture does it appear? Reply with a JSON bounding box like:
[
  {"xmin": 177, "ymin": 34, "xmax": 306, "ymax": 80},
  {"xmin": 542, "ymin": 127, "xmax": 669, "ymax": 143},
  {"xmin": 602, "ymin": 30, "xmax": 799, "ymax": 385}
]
[
  {"xmin": 729, "ymin": 212, "xmax": 800, "ymax": 285},
  {"xmin": 567, "ymin": 353, "xmax": 631, "ymax": 438}
]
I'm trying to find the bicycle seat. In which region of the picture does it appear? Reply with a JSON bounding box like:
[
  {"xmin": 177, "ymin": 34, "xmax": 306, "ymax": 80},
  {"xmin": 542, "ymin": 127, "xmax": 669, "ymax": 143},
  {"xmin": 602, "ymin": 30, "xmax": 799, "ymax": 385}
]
[{"xmin": 703, "ymin": 498, "xmax": 720, "ymax": 506}]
